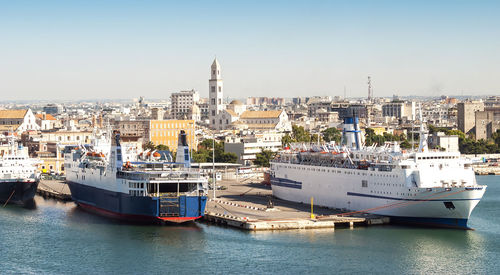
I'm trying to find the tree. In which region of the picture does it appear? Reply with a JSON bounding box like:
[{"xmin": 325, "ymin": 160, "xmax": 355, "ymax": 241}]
[
  {"xmin": 400, "ymin": 140, "xmax": 412, "ymax": 149},
  {"xmin": 291, "ymin": 125, "xmax": 311, "ymax": 143},
  {"xmin": 446, "ymin": 129, "xmax": 466, "ymax": 140},
  {"xmin": 219, "ymin": 152, "xmax": 238, "ymax": 163},
  {"xmin": 281, "ymin": 125, "xmax": 315, "ymax": 146},
  {"xmin": 254, "ymin": 149, "xmax": 276, "ymax": 167},
  {"xmin": 322, "ymin": 127, "xmax": 341, "ymax": 143},
  {"xmin": 281, "ymin": 133, "xmax": 293, "ymax": 147},
  {"xmin": 311, "ymin": 133, "xmax": 322, "ymax": 143},
  {"xmin": 427, "ymin": 124, "xmax": 449, "ymax": 134},
  {"xmin": 192, "ymin": 150, "xmax": 210, "ymax": 163},
  {"xmin": 191, "ymin": 139, "xmax": 238, "ymax": 163},
  {"xmin": 364, "ymin": 128, "xmax": 381, "ymax": 146},
  {"xmin": 155, "ymin": 144, "xmax": 170, "ymax": 151},
  {"xmin": 493, "ymin": 129, "xmax": 500, "ymax": 142},
  {"xmin": 143, "ymin": 141, "xmax": 156, "ymax": 151}
]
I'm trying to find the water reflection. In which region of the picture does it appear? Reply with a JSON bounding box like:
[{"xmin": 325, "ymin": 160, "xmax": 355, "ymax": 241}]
[{"xmin": 15, "ymin": 198, "xmax": 36, "ymax": 209}]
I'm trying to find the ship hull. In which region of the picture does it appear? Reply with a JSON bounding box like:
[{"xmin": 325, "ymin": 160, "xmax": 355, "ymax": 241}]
[
  {"xmin": 0, "ymin": 180, "xmax": 39, "ymax": 205},
  {"xmin": 67, "ymin": 181, "xmax": 207, "ymax": 224},
  {"xmin": 271, "ymin": 164, "xmax": 486, "ymax": 229}
]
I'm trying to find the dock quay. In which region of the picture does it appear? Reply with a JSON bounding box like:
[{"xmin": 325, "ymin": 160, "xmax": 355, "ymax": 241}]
[
  {"xmin": 203, "ymin": 178, "xmax": 390, "ymax": 231},
  {"xmin": 37, "ymin": 180, "xmax": 72, "ymax": 201},
  {"xmin": 474, "ymin": 166, "xmax": 500, "ymax": 175}
]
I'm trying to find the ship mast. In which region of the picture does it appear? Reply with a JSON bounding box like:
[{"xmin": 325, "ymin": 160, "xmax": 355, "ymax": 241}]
[
  {"xmin": 417, "ymin": 103, "xmax": 428, "ymax": 152},
  {"xmin": 367, "ymin": 76, "xmax": 372, "ymax": 103}
]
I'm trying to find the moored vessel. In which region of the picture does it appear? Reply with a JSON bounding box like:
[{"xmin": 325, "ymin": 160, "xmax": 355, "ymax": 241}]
[
  {"xmin": 64, "ymin": 130, "xmax": 207, "ymax": 224},
  {"xmin": 270, "ymin": 115, "xmax": 486, "ymax": 229},
  {"xmin": 0, "ymin": 135, "xmax": 41, "ymax": 205}
]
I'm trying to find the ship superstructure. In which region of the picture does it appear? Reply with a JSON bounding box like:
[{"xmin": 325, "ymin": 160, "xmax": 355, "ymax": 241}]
[
  {"xmin": 0, "ymin": 135, "xmax": 41, "ymax": 205},
  {"xmin": 64, "ymin": 130, "xmax": 207, "ymax": 223},
  {"xmin": 270, "ymin": 116, "xmax": 486, "ymax": 228}
]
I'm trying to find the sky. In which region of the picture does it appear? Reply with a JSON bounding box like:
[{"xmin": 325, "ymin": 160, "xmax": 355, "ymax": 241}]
[{"xmin": 0, "ymin": 0, "xmax": 499, "ymax": 101}]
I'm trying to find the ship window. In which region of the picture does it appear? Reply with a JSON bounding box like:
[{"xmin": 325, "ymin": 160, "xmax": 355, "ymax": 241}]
[{"xmin": 362, "ymin": 180, "xmax": 368, "ymax": 188}]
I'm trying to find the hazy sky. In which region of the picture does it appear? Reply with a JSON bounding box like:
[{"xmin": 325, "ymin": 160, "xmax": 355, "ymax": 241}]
[{"xmin": 0, "ymin": 0, "xmax": 499, "ymax": 101}]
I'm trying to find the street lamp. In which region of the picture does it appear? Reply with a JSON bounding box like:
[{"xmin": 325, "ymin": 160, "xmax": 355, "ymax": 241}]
[{"xmin": 212, "ymin": 133, "xmax": 216, "ymax": 199}]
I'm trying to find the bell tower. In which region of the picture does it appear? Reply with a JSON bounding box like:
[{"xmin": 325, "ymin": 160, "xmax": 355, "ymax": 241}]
[{"xmin": 209, "ymin": 58, "xmax": 224, "ymax": 128}]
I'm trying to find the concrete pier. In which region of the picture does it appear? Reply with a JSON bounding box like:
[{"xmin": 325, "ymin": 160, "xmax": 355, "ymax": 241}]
[
  {"xmin": 37, "ymin": 180, "xmax": 72, "ymax": 201},
  {"xmin": 203, "ymin": 178, "xmax": 389, "ymax": 231},
  {"xmin": 474, "ymin": 165, "xmax": 500, "ymax": 175}
]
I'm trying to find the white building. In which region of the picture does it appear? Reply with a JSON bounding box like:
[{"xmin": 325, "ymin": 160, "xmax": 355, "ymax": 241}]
[
  {"xmin": 428, "ymin": 132, "xmax": 459, "ymax": 152},
  {"xmin": 224, "ymin": 132, "xmax": 283, "ymax": 165},
  {"xmin": 35, "ymin": 113, "xmax": 59, "ymax": 131},
  {"xmin": 171, "ymin": 89, "xmax": 200, "ymax": 121},
  {"xmin": 0, "ymin": 109, "xmax": 40, "ymax": 133},
  {"xmin": 214, "ymin": 100, "xmax": 246, "ymax": 130},
  {"xmin": 214, "ymin": 100, "xmax": 292, "ymax": 132},
  {"xmin": 209, "ymin": 58, "xmax": 224, "ymax": 128},
  {"xmin": 382, "ymin": 101, "xmax": 416, "ymax": 121}
]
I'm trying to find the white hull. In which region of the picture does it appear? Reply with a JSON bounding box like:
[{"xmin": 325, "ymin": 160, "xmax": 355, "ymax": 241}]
[{"xmin": 271, "ymin": 162, "xmax": 486, "ymax": 227}]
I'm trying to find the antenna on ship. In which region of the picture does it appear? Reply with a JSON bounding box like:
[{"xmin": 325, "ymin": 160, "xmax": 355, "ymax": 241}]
[{"xmin": 367, "ymin": 76, "xmax": 373, "ymax": 126}]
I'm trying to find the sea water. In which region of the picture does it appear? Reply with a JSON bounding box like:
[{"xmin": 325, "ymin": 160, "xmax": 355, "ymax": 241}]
[{"xmin": 0, "ymin": 176, "xmax": 498, "ymax": 274}]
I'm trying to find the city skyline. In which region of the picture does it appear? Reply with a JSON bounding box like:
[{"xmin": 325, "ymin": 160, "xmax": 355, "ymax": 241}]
[{"xmin": 0, "ymin": 0, "xmax": 499, "ymax": 100}]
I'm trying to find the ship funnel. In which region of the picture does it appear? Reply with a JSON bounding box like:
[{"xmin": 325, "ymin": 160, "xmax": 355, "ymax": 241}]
[
  {"xmin": 112, "ymin": 130, "xmax": 123, "ymax": 169},
  {"xmin": 342, "ymin": 116, "xmax": 361, "ymax": 150},
  {"xmin": 175, "ymin": 130, "xmax": 191, "ymax": 168}
]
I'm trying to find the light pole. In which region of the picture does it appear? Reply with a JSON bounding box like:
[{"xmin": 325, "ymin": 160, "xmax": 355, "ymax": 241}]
[{"xmin": 212, "ymin": 133, "xmax": 216, "ymax": 199}]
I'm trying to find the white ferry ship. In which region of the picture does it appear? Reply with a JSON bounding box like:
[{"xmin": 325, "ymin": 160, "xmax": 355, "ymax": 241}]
[
  {"xmin": 270, "ymin": 117, "xmax": 486, "ymax": 228},
  {"xmin": 0, "ymin": 135, "xmax": 41, "ymax": 205},
  {"xmin": 64, "ymin": 130, "xmax": 208, "ymax": 223}
]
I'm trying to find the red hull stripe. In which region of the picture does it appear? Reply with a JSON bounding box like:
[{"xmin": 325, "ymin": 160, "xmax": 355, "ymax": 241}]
[{"xmin": 78, "ymin": 202, "xmax": 201, "ymax": 223}]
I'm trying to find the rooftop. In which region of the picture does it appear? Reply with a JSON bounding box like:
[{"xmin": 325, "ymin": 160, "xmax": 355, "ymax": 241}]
[
  {"xmin": 240, "ymin": 110, "xmax": 282, "ymax": 119},
  {"xmin": 0, "ymin": 109, "xmax": 28, "ymax": 119}
]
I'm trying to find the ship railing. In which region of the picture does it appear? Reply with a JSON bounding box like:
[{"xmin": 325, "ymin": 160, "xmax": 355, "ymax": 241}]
[
  {"xmin": 275, "ymin": 157, "xmax": 397, "ymax": 171},
  {"xmin": 150, "ymin": 190, "xmax": 203, "ymax": 198},
  {"xmin": 148, "ymin": 173, "xmax": 206, "ymax": 182}
]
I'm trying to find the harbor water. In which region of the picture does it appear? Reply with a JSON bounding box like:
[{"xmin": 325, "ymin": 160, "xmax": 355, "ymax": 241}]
[{"xmin": 1, "ymin": 176, "xmax": 499, "ymax": 274}]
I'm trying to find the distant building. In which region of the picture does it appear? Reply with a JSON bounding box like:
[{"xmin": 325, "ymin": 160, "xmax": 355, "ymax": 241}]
[
  {"xmin": 38, "ymin": 130, "xmax": 93, "ymax": 145},
  {"xmin": 246, "ymin": 97, "xmax": 284, "ymax": 106},
  {"xmin": 382, "ymin": 101, "xmax": 416, "ymax": 120},
  {"xmin": 457, "ymin": 101, "xmax": 484, "ymax": 135},
  {"xmin": 43, "ymin": 104, "xmax": 63, "ymax": 115},
  {"xmin": 237, "ymin": 110, "xmax": 291, "ymax": 132},
  {"xmin": 197, "ymin": 99, "xmax": 209, "ymax": 121},
  {"xmin": 35, "ymin": 113, "xmax": 58, "ymax": 131},
  {"xmin": 316, "ymin": 109, "xmax": 339, "ymax": 123},
  {"xmin": 428, "ymin": 132, "xmax": 459, "ymax": 152},
  {"xmin": 214, "ymin": 100, "xmax": 291, "ymax": 132},
  {"xmin": 170, "ymin": 89, "xmax": 200, "ymax": 120},
  {"xmin": 224, "ymin": 132, "xmax": 283, "ymax": 165},
  {"xmin": 148, "ymin": 120, "xmax": 196, "ymax": 151},
  {"xmin": 307, "ymin": 100, "xmax": 332, "ymax": 117},
  {"xmin": 292, "ymin": 97, "xmax": 309, "ymax": 105},
  {"xmin": 114, "ymin": 120, "xmax": 149, "ymax": 139},
  {"xmin": 151, "ymin": 108, "xmax": 165, "ymax": 120},
  {"xmin": 0, "ymin": 109, "xmax": 40, "ymax": 133},
  {"xmin": 475, "ymin": 111, "xmax": 500, "ymax": 140},
  {"xmin": 35, "ymin": 142, "xmax": 64, "ymax": 175}
]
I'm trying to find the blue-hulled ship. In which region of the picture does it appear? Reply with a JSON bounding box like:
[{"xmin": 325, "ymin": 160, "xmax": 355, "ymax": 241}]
[{"xmin": 64, "ymin": 130, "xmax": 207, "ymax": 224}]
